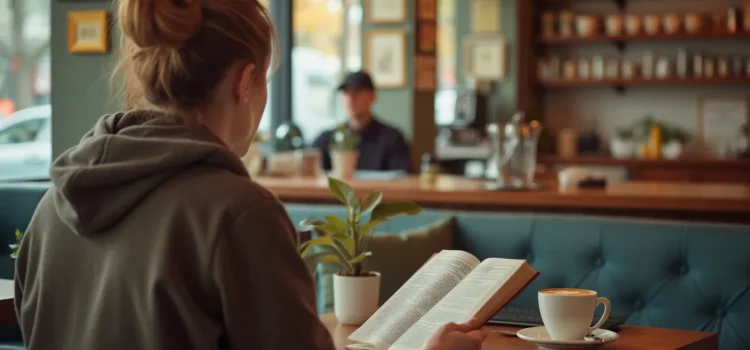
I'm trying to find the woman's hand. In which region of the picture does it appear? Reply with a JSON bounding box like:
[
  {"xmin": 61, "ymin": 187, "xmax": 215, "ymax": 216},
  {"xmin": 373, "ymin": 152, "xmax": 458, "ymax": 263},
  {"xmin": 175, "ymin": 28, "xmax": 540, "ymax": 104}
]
[{"xmin": 425, "ymin": 318, "xmax": 488, "ymax": 350}]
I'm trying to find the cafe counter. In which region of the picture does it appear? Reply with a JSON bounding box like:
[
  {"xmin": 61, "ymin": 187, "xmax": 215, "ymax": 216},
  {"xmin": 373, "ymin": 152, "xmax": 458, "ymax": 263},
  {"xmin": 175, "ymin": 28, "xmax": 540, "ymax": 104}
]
[{"xmin": 255, "ymin": 175, "xmax": 750, "ymax": 224}]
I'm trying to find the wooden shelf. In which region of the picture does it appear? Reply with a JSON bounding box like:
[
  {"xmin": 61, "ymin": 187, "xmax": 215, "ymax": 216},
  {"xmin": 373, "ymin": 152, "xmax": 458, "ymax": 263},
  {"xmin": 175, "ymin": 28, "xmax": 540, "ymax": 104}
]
[
  {"xmin": 539, "ymin": 76, "xmax": 750, "ymax": 88},
  {"xmin": 538, "ymin": 31, "xmax": 750, "ymax": 45}
]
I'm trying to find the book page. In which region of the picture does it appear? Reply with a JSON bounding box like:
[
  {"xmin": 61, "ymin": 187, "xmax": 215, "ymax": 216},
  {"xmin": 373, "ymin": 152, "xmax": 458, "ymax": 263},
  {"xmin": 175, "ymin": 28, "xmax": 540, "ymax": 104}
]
[
  {"xmin": 348, "ymin": 250, "xmax": 480, "ymax": 350},
  {"xmin": 389, "ymin": 258, "xmax": 526, "ymax": 350}
]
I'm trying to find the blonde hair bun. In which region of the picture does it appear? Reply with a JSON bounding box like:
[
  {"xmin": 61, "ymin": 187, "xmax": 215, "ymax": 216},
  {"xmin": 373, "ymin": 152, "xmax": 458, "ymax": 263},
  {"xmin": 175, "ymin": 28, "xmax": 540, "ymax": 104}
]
[{"xmin": 118, "ymin": 0, "xmax": 203, "ymax": 48}]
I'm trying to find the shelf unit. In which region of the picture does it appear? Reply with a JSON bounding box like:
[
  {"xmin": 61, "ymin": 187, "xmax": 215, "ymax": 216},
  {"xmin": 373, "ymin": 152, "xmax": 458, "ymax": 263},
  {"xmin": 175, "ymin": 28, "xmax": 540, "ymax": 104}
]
[
  {"xmin": 540, "ymin": 76, "xmax": 750, "ymax": 88},
  {"xmin": 538, "ymin": 31, "xmax": 750, "ymax": 45}
]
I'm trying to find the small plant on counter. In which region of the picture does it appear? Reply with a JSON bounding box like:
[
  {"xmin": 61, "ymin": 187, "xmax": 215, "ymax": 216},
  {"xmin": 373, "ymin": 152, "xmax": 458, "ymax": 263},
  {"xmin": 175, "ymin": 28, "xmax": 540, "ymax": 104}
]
[
  {"xmin": 329, "ymin": 123, "xmax": 360, "ymax": 151},
  {"xmin": 615, "ymin": 127, "xmax": 634, "ymax": 140},
  {"xmin": 298, "ymin": 177, "xmax": 421, "ymax": 277},
  {"xmin": 9, "ymin": 229, "xmax": 23, "ymax": 259}
]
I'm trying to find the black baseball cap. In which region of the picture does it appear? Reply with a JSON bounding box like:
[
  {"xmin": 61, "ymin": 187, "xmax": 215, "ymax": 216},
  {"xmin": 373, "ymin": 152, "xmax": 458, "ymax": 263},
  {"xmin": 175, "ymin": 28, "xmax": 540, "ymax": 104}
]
[{"xmin": 337, "ymin": 70, "xmax": 375, "ymax": 91}]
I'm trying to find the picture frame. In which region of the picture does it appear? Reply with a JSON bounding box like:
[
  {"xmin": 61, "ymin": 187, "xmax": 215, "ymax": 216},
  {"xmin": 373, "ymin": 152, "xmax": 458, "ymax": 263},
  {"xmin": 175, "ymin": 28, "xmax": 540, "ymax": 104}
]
[
  {"xmin": 67, "ymin": 10, "xmax": 110, "ymax": 54},
  {"xmin": 463, "ymin": 34, "xmax": 507, "ymax": 80},
  {"xmin": 365, "ymin": 0, "xmax": 407, "ymax": 24},
  {"xmin": 471, "ymin": 0, "xmax": 501, "ymax": 33},
  {"xmin": 418, "ymin": 23, "xmax": 437, "ymax": 54},
  {"xmin": 417, "ymin": 0, "xmax": 437, "ymax": 21},
  {"xmin": 696, "ymin": 96, "xmax": 749, "ymax": 156},
  {"xmin": 364, "ymin": 30, "xmax": 407, "ymax": 89}
]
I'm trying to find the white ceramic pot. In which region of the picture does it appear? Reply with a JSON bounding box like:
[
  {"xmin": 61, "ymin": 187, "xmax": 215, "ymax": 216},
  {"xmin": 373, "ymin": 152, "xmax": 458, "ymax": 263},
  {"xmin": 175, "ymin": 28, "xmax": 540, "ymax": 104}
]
[
  {"xmin": 661, "ymin": 141, "xmax": 683, "ymax": 160},
  {"xmin": 610, "ymin": 138, "xmax": 635, "ymax": 159},
  {"xmin": 334, "ymin": 272, "xmax": 381, "ymax": 326},
  {"xmin": 331, "ymin": 150, "xmax": 358, "ymax": 179}
]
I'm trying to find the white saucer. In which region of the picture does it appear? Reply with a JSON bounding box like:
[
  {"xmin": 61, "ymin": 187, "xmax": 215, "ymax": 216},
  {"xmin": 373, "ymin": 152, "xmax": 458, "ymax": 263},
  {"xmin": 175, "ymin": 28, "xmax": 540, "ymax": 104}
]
[{"xmin": 516, "ymin": 327, "xmax": 619, "ymax": 349}]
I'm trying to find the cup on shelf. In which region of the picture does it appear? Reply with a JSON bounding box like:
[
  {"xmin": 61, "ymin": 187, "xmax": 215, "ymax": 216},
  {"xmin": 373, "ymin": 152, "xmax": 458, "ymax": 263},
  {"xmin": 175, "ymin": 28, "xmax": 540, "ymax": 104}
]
[
  {"xmin": 625, "ymin": 14, "xmax": 642, "ymax": 35},
  {"xmin": 542, "ymin": 12, "xmax": 557, "ymax": 37},
  {"xmin": 684, "ymin": 13, "xmax": 704, "ymax": 33},
  {"xmin": 644, "ymin": 14, "xmax": 661, "ymax": 35},
  {"xmin": 605, "ymin": 14, "xmax": 624, "ymax": 36},
  {"xmin": 559, "ymin": 11, "xmax": 575, "ymax": 37},
  {"xmin": 663, "ymin": 13, "xmax": 681, "ymax": 34},
  {"xmin": 576, "ymin": 15, "xmax": 600, "ymax": 37}
]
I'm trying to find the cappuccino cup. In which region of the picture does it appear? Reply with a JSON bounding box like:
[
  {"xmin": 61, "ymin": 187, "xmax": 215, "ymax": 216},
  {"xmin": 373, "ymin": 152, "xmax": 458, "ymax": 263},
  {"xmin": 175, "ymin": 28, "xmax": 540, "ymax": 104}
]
[{"xmin": 538, "ymin": 288, "xmax": 611, "ymax": 341}]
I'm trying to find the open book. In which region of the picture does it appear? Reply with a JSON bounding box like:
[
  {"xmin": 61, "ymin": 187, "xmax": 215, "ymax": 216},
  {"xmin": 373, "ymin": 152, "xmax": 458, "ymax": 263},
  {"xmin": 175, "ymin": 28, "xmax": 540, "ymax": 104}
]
[{"xmin": 346, "ymin": 250, "xmax": 538, "ymax": 350}]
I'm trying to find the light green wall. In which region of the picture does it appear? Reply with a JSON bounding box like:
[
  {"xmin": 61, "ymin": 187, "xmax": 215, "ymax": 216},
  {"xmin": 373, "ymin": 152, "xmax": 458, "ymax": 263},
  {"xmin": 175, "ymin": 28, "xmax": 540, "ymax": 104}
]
[
  {"xmin": 360, "ymin": 1, "xmax": 415, "ymax": 139},
  {"xmin": 51, "ymin": 0, "xmax": 120, "ymax": 158},
  {"xmin": 454, "ymin": 0, "xmax": 518, "ymax": 123}
]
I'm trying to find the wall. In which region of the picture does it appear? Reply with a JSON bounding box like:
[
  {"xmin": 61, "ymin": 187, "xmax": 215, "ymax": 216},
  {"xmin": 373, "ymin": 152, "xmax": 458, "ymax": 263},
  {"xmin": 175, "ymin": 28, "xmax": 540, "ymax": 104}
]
[
  {"xmin": 51, "ymin": 0, "xmax": 120, "ymax": 158},
  {"xmin": 539, "ymin": 0, "xmax": 750, "ymax": 153}
]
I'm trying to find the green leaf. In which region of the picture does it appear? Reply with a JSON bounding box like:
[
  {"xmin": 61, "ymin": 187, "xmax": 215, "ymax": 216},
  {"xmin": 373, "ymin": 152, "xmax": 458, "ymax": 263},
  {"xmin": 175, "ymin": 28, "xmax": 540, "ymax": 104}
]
[
  {"xmin": 302, "ymin": 252, "xmax": 343, "ymax": 277},
  {"xmin": 360, "ymin": 192, "xmax": 383, "ymax": 214},
  {"xmin": 298, "ymin": 236, "xmax": 336, "ymax": 256},
  {"xmin": 347, "ymin": 251, "xmax": 372, "ymax": 266},
  {"xmin": 299, "ymin": 218, "xmax": 325, "ymax": 227},
  {"xmin": 371, "ymin": 201, "xmax": 422, "ymax": 222},
  {"xmin": 15, "ymin": 229, "xmax": 23, "ymax": 240},
  {"xmin": 328, "ymin": 177, "xmax": 357, "ymax": 207},
  {"xmin": 360, "ymin": 219, "xmax": 385, "ymax": 236},
  {"xmin": 299, "ymin": 218, "xmax": 340, "ymax": 236},
  {"xmin": 332, "ymin": 233, "xmax": 355, "ymax": 257},
  {"xmin": 325, "ymin": 215, "xmax": 348, "ymax": 234}
]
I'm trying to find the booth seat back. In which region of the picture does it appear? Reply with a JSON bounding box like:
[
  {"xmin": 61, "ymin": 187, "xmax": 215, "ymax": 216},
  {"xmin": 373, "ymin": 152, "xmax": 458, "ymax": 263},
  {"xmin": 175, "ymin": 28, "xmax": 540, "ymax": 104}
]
[
  {"xmin": 285, "ymin": 204, "xmax": 750, "ymax": 350},
  {"xmin": 0, "ymin": 182, "xmax": 49, "ymax": 279}
]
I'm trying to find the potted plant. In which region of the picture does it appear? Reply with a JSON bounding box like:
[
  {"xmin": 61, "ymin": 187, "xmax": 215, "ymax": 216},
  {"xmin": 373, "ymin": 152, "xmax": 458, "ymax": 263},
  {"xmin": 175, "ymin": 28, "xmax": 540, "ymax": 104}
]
[
  {"xmin": 299, "ymin": 177, "xmax": 421, "ymax": 325},
  {"xmin": 10, "ymin": 229, "xmax": 23, "ymax": 259},
  {"xmin": 610, "ymin": 127, "xmax": 636, "ymax": 159},
  {"xmin": 241, "ymin": 132, "xmax": 267, "ymax": 176},
  {"xmin": 329, "ymin": 123, "xmax": 359, "ymax": 178},
  {"xmin": 661, "ymin": 125, "xmax": 691, "ymax": 160}
]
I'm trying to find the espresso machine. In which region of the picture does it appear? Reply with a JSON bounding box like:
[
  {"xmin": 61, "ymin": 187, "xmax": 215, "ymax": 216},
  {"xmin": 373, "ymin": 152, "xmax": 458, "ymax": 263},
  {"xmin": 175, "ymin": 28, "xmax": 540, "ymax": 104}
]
[{"xmin": 484, "ymin": 112, "xmax": 544, "ymax": 190}]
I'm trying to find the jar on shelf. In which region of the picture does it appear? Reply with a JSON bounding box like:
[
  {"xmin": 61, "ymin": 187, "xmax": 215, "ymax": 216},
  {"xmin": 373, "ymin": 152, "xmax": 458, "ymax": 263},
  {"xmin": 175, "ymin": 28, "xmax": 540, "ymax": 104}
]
[
  {"xmin": 563, "ymin": 60, "xmax": 577, "ymax": 80},
  {"xmin": 541, "ymin": 12, "xmax": 557, "ymax": 37},
  {"xmin": 549, "ymin": 56, "xmax": 561, "ymax": 79},
  {"xmin": 559, "ymin": 11, "xmax": 575, "ymax": 37},
  {"xmin": 576, "ymin": 15, "xmax": 600, "ymax": 37},
  {"xmin": 732, "ymin": 57, "xmax": 743, "ymax": 76},
  {"xmin": 642, "ymin": 52, "xmax": 655, "ymax": 79},
  {"xmin": 591, "ymin": 55, "xmax": 605, "ymax": 80},
  {"xmin": 655, "ymin": 57, "xmax": 672, "ymax": 79},
  {"xmin": 717, "ymin": 58, "xmax": 730, "ymax": 77},
  {"xmin": 676, "ymin": 49, "xmax": 688, "ymax": 78},
  {"xmin": 605, "ymin": 15, "xmax": 624, "ymax": 36},
  {"xmin": 684, "ymin": 13, "xmax": 703, "ymax": 33},
  {"xmin": 625, "ymin": 14, "xmax": 642, "ymax": 35},
  {"xmin": 663, "ymin": 13, "xmax": 681, "ymax": 34},
  {"xmin": 578, "ymin": 59, "xmax": 591, "ymax": 80},
  {"xmin": 644, "ymin": 14, "xmax": 661, "ymax": 35},
  {"xmin": 704, "ymin": 57, "xmax": 716, "ymax": 78},
  {"xmin": 537, "ymin": 58, "xmax": 550, "ymax": 80},
  {"xmin": 605, "ymin": 59, "xmax": 620, "ymax": 79},
  {"xmin": 621, "ymin": 60, "xmax": 638, "ymax": 80},
  {"xmin": 693, "ymin": 53, "xmax": 704, "ymax": 78},
  {"xmin": 727, "ymin": 7, "xmax": 739, "ymax": 33}
]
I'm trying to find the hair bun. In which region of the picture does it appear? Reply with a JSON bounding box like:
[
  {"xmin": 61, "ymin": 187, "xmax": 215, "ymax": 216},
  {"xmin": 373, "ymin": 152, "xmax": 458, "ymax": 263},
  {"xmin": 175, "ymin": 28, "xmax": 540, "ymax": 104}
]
[{"xmin": 119, "ymin": 0, "xmax": 203, "ymax": 49}]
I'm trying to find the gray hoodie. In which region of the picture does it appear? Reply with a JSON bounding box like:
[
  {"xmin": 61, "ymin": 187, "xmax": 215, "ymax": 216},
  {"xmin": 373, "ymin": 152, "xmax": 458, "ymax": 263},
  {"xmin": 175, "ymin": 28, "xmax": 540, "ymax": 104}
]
[{"xmin": 14, "ymin": 110, "xmax": 334, "ymax": 350}]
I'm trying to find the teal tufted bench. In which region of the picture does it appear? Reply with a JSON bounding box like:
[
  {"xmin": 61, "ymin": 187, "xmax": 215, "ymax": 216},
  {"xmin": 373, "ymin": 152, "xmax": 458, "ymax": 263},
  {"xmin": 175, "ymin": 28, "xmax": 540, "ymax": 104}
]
[
  {"xmin": 2, "ymin": 183, "xmax": 749, "ymax": 349},
  {"xmin": 285, "ymin": 203, "xmax": 750, "ymax": 350}
]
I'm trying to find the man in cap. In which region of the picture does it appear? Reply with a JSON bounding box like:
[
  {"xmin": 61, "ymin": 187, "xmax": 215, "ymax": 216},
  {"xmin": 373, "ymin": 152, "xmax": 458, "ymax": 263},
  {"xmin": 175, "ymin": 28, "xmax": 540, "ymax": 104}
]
[{"xmin": 313, "ymin": 70, "xmax": 412, "ymax": 172}]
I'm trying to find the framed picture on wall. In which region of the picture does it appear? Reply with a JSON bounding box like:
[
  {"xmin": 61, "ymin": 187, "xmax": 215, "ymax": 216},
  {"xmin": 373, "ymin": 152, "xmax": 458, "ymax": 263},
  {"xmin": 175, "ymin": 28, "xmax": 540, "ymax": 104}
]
[
  {"xmin": 365, "ymin": 30, "xmax": 407, "ymax": 89},
  {"xmin": 463, "ymin": 35, "xmax": 507, "ymax": 80},
  {"xmin": 365, "ymin": 0, "xmax": 407, "ymax": 23},
  {"xmin": 67, "ymin": 10, "xmax": 110, "ymax": 54},
  {"xmin": 696, "ymin": 97, "xmax": 749, "ymax": 156},
  {"xmin": 417, "ymin": 0, "xmax": 437, "ymax": 21}
]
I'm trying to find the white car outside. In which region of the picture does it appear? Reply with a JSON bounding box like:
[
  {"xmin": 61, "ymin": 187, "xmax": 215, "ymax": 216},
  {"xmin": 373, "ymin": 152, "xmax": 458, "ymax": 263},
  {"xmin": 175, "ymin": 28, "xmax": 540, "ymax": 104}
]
[{"xmin": 0, "ymin": 105, "xmax": 52, "ymax": 181}]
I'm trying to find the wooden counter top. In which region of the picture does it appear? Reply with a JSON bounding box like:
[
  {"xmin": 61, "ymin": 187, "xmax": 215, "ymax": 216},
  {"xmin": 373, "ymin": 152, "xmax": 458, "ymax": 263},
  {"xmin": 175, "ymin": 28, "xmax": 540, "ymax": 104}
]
[{"xmin": 256, "ymin": 175, "xmax": 750, "ymax": 216}]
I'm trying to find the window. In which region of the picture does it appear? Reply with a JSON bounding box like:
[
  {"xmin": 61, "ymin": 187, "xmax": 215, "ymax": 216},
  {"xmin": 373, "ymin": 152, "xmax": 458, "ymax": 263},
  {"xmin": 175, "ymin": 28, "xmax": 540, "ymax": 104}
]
[
  {"xmin": 292, "ymin": 0, "xmax": 362, "ymax": 145},
  {"xmin": 435, "ymin": 0, "xmax": 457, "ymax": 126},
  {"xmin": 258, "ymin": 0, "xmax": 272, "ymax": 134},
  {"xmin": 0, "ymin": 0, "xmax": 52, "ymax": 181}
]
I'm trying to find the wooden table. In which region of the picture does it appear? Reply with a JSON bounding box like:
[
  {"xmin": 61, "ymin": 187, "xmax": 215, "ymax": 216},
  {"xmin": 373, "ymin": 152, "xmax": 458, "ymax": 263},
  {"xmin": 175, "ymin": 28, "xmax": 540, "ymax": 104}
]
[
  {"xmin": 257, "ymin": 175, "xmax": 750, "ymax": 224},
  {"xmin": 321, "ymin": 314, "xmax": 718, "ymax": 350}
]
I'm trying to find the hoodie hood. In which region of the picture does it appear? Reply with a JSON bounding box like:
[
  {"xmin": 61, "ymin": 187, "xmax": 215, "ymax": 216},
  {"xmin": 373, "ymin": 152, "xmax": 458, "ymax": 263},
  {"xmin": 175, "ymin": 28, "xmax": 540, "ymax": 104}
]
[{"xmin": 50, "ymin": 110, "xmax": 248, "ymax": 236}]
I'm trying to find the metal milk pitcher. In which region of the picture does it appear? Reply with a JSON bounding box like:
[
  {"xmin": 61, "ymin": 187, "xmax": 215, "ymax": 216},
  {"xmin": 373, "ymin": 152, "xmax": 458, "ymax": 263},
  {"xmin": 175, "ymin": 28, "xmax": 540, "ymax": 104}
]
[{"xmin": 485, "ymin": 112, "xmax": 543, "ymax": 189}]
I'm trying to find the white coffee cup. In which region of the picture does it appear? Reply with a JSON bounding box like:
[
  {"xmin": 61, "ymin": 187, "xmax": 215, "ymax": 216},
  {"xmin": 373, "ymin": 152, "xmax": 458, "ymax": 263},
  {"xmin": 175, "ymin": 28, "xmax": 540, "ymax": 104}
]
[{"xmin": 538, "ymin": 288, "xmax": 611, "ymax": 341}]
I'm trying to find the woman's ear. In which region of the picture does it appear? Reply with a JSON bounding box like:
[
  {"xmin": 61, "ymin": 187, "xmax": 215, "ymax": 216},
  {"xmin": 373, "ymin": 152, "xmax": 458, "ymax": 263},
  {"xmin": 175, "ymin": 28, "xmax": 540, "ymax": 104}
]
[{"xmin": 235, "ymin": 62, "xmax": 257, "ymax": 104}]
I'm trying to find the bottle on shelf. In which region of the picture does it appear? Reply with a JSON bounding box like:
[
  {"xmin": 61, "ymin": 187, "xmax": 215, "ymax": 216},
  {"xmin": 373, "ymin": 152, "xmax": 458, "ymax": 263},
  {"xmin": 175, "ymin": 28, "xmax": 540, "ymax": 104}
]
[{"xmin": 649, "ymin": 124, "xmax": 662, "ymax": 159}]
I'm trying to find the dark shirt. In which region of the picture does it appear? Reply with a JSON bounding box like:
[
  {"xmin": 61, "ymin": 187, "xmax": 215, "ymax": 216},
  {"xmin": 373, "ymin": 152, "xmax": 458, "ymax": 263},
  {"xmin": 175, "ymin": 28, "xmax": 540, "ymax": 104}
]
[{"xmin": 313, "ymin": 117, "xmax": 412, "ymax": 173}]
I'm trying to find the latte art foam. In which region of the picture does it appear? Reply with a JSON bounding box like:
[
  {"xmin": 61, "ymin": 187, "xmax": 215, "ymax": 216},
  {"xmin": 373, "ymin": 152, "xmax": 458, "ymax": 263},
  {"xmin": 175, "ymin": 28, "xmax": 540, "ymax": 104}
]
[{"xmin": 540, "ymin": 288, "xmax": 596, "ymax": 296}]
